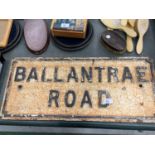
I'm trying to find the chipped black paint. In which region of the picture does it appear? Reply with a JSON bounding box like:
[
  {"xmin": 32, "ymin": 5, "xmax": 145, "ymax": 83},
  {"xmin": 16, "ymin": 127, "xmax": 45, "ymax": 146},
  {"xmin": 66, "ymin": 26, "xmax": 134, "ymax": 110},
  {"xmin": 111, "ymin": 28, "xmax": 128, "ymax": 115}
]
[
  {"xmin": 54, "ymin": 67, "xmax": 64, "ymax": 82},
  {"xmin": 65, "ymin": 90, "xmax": 76, "ymax": 108},
  {"xmin": 136, "ymin": 66, "xmax": 149, "ymax": 82},
  {"xmin": 107, "ymin": 67, "xmax": 119, "ymax": 82},
  {"xmin": 67, "ymin": 67, "xmax": 78, "ymax": 82},
  {"xmin": 94, "ymin": 67, "xmax": 105, "ymax": 82},
  {"xmin": 14, "ymin": 65, "xmax": 150, "ymax": 83},
  {"xmin": 81, "ymin": 67, "xmax": 92, "ymax": 83},
  {"xmin": 122, "ymin": 67, "xmax": 133, "ymax": 82},
  {"xmin": 98, "ymin": 90, "xmax": 112, "ymax": 108},
  {"xmin": 27, "ymin": 67, "xmax": 38, "ymax": 82},
  {"xmin": 48, "ymin": 90, "xmax": 59, "ymax": 107},
  {"xmin": 81, "ymin": 90, "xmax": 92, "ymax": 108},
  {"xmin": 14, "ymin": 67, "xmax": 26, "ymax": 82},
  {"xmin": 41, "ymin": 67, "xmax": 52, "ymax": 82}
]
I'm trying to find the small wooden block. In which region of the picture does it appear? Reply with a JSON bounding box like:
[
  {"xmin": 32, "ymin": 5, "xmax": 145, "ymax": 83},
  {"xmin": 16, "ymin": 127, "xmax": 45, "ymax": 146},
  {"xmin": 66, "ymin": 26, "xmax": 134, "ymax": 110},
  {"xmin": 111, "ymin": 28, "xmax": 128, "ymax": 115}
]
[
  {"xmin": 51, "ymin": 19, "xmax": 88, "ymax": 39},
  {"xmin": 0, "ymin": 19, "xmax": 13, "ymax": 48}
]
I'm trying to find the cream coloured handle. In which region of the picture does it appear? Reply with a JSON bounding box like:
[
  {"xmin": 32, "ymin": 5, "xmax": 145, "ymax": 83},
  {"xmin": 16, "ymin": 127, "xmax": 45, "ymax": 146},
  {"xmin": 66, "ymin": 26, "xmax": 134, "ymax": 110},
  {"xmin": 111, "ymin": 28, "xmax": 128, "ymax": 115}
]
[
  {"xmin": 120, "ymin": 26, "xmax": 137, "ymax": 37},
  {"xmin": 126, "ymin": 36, "xmax": 134, "ymax": 52},
  {"xmin": 121, "ymin": 19, "xmax": 128, "ymax": 26},
  {"xmin": 128, "ymin": 19, "xmax": 136, "ymax": 28},
  {"xmin": 136, "ymin": 35, "xmax": 143, "ymax": 54}
]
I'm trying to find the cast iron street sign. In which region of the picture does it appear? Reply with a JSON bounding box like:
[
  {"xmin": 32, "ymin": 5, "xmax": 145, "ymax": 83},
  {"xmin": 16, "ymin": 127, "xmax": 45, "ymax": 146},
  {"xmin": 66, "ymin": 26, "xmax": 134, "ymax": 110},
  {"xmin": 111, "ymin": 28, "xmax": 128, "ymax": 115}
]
[{"xmin": 1, "ymin": 57, "xmax": 155, "ymax": 123}]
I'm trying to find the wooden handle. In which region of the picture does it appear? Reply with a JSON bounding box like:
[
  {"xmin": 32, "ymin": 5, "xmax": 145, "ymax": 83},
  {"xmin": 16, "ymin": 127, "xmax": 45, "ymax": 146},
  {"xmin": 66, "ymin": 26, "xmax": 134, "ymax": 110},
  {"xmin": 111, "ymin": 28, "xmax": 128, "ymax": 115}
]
[
  {"xmin": 121, "ymin": 26, "xmax": 137, "ymax": 37},
  {"xmin": 121, "ymin": 19, "xmax": 128, "ymax": 26},
  {"xmin": 136, "ymin": 35, "xmax": 143, "ymax": 54},
  {"xmin": 128, "ymin": 19, "xmax": 136, "ymax": 28},
  {"xmin": 0, "ymin": 19, "xmax": 13, "ymax": 47},
  {"xmin": 126, "ymin": 36, "xmax": 134, "ymax": 52}
]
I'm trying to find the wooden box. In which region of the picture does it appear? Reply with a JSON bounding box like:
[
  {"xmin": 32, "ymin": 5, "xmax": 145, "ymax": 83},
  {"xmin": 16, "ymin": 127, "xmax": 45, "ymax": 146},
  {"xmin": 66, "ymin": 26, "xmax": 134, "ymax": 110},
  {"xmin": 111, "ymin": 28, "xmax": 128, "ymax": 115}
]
[{"xmin": 51, "ymin": 19, "xmax": 88, "ymax": 39}]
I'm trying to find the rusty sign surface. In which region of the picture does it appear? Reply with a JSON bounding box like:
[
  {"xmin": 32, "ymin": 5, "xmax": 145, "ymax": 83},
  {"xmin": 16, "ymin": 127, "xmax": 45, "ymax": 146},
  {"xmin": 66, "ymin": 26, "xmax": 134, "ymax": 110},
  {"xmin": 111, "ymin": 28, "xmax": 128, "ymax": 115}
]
[{"xmin": 1, "ymin": 57, "xmax": 155, "ymax": 123}]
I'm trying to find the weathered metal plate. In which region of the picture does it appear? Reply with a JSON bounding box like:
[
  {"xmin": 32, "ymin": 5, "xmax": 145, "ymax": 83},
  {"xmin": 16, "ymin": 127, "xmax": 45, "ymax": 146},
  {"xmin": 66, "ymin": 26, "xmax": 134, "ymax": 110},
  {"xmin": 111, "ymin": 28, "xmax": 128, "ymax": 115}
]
[{"xmin": 1, "ymin": 57, "xmax": 155, "ymax": 123}]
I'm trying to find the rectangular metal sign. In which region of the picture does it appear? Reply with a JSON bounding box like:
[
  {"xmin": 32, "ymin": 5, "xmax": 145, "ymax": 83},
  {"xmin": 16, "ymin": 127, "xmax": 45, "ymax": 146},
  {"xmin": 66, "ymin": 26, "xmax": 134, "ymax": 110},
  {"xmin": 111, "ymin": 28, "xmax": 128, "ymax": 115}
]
[{"xmin": 1, "ymin": 57, "xmax": 155, "ymax": 123}]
